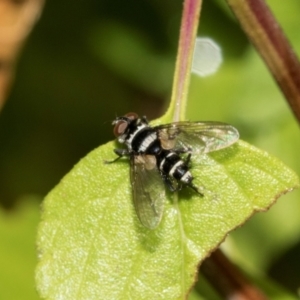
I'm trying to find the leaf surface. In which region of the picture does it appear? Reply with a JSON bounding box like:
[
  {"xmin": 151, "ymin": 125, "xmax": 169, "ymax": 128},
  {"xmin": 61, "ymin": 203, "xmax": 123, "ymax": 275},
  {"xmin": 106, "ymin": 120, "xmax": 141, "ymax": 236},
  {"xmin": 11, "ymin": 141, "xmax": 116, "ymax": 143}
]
[{"xmin": 36, "ymin": 139, "xmax": 299, "ymax": 299}]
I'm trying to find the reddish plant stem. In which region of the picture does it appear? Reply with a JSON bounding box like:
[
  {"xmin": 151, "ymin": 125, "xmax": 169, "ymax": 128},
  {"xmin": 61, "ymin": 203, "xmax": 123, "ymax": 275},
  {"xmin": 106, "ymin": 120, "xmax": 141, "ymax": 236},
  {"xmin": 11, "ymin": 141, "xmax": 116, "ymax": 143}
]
[
  {"xmin": 201, "ymin": 249, "xmax": 268, "ymax": 300},
  {"xmin": 226, "ymin": 0, "xmax": 300, "ymax": 123},
  {"xmin": 169, "ymin": 0, "xmax": 202, "ymax": 122}
]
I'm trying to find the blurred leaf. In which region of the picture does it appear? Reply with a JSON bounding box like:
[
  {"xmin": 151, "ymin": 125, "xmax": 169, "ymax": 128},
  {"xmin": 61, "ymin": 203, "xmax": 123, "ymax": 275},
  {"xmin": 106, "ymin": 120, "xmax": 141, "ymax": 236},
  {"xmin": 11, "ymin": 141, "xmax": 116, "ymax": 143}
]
[
  {"xmin": 189, "ymin": 273, "xmax": 223, "ymax": 300},
  {"xmin": 193, "ymin": 262, "xmax": 299, "ymax": 300},
  {"xmin": 88, "ymin": 20, "xmax": 174, "ymax": 95},
  {"xmin": 187, "ymin": 289, "xmax": 207, "ymax": 300},
  {"xmin": 0, "ymin": 197, "xmax": 40, "ymax": 300},
  {"xmin": 36, "ymin": 138, "xmax": 299, "ymax": 299},
  {"xmin": 253, "ymin": 274, "xmax": 299, "ymax": 300}
]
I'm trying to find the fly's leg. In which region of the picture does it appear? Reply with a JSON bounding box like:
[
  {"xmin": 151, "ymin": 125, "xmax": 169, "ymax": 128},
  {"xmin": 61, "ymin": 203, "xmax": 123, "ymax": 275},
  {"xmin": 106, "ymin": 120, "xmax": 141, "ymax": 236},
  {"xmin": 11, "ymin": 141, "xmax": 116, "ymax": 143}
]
[
  {"xmin": 163, "ymin": 176, "xmax": 185, "ymax": 193},
  {"xmin": 185, "ymin": 153, "xmax": 192, "ymax": 165},
  {"xmin": 104, "ymin": 148, "xmax": 130, "ymax": 164},
  {"xmin": 187, "ymin": 182, "xmax": 203, "ymax": 196},
  {"xmin": 141, "ymin": 116, "xmax": 149, "ymax": 124},
  {"xmin": 160, "ymin": 173, "xmax": 178, "ymax": 192},
  {"xmin": 184, "ymin": 154, "xmax": 203, "ymax": 195}
]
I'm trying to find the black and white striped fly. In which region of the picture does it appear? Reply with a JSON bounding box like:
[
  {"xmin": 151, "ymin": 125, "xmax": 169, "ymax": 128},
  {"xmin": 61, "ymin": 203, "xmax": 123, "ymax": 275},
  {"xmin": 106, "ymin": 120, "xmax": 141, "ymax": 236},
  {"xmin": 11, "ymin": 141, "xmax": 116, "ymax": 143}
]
[{"xmin": 107, "ymin": 113, "xmax": 239, "ymax": 229}]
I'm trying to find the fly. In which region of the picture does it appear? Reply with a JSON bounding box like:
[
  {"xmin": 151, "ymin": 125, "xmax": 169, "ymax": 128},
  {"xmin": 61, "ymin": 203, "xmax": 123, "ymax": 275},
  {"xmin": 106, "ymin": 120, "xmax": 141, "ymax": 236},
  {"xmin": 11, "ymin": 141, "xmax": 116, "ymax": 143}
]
[{"xmin": 106, "ymin": 113, "xmax": 239, "ymax": 229}]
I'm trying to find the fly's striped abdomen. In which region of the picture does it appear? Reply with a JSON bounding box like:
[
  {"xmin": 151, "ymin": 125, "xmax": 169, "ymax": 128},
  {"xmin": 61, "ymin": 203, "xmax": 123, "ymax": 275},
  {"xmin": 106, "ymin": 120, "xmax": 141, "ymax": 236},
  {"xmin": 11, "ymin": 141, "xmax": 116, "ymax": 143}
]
[
  {"xmin": 158, "ymin": 151, "xmax": 193, "ymax": 184},
  {"xmin": 159, "ymin": 152, "xmax": 180, "ymax": 174}
]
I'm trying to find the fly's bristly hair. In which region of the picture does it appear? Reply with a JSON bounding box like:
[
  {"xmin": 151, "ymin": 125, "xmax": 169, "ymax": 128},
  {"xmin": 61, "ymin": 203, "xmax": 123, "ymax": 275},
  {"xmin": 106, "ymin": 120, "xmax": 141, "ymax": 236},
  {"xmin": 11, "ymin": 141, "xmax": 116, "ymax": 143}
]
[{"xmin": 108, "ymin": 113, "xmax": 239, "ymax": 229}]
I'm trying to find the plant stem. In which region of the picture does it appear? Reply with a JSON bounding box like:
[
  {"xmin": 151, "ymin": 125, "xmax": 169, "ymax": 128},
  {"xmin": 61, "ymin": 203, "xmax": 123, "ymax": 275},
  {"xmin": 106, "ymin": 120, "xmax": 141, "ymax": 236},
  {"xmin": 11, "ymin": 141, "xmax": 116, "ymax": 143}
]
[
  {"xmin": 167, "ymin": 0, "xmax": 203, "ymax": 122},
  {"xmin": 225, "ymin": 0, "xmax": 300, "ymax": 124},
  {"xmin": 201, "ymin": 249, "xmax": 268, "ymax": 300}
]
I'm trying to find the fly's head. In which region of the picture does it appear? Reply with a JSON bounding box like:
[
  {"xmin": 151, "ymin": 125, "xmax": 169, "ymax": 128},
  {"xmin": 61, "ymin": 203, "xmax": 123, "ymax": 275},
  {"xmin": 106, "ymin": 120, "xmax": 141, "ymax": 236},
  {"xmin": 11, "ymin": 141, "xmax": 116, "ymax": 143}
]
[{"xmin": 112, "ymin": 112, "xmax": 139, "ymax": 144}]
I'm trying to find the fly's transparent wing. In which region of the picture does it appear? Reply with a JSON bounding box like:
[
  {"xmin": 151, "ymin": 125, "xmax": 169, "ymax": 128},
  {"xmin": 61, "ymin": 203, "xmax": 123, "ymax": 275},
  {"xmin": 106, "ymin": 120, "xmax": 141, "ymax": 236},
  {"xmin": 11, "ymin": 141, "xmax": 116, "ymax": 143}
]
[
  {"xmin": 157, "ymin": 121, "xmax": 239, "ymax": 154},
  {"xmin": 130, "ymin": 155, "xmax": 165, "ymax": 229}
]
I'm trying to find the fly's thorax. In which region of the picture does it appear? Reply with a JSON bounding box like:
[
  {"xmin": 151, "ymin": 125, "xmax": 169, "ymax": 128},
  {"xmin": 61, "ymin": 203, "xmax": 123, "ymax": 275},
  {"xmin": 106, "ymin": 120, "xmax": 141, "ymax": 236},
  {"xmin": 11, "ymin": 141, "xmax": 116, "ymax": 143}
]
[
  {"xmin": 136, "ymin": 131, "xmax": 158, "ymax": 153},
  {"xmin": 128, "ymin": 127, "xmax": 159, "ymax": 154},
  {"xmin": 125, "ymin": 122, "xmax": 147, "ymax": 146}
]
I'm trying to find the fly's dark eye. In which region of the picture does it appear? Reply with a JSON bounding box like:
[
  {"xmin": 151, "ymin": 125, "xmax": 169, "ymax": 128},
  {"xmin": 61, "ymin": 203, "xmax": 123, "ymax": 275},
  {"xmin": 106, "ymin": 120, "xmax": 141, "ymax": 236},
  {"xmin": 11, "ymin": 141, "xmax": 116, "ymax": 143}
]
[
  {"xmin": 125, "ymin": 112, "xmax": 138, "ymax": 120},
  {"xmin": 113, "ymin": 120, "xmax": 128, "ymax": 137}
]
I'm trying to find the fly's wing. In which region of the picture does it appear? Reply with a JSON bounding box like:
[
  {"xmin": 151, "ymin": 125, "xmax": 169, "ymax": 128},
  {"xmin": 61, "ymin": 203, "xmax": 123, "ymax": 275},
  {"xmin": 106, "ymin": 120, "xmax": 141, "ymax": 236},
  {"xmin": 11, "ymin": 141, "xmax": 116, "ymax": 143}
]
[
  {"xmin": 157, "ymin": 121, "xmax": 239, "ymax": 154},
  {"xmin": 130, "ymin": 155, "xmax": 165, "ymax": 229}
]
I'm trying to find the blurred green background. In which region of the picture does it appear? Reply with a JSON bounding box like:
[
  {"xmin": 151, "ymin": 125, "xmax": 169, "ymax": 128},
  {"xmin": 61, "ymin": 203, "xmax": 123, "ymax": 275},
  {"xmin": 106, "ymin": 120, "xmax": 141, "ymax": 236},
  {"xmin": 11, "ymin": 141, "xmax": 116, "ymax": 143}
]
[{"xmin": 0, "ymin": 0, "xmax": 299, "ymax": 299}]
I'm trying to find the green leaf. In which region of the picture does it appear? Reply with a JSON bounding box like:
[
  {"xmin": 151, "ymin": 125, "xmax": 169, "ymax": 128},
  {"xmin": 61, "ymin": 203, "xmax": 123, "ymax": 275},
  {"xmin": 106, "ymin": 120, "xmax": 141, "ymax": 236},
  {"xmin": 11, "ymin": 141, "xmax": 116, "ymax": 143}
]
[
  {"xmin": 36, "ymin": 139, "xmax": 299, "ymax": 299},
  {"xmin": 0, "ymin": 197, "xmax": 41, "ymax": 300}
]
